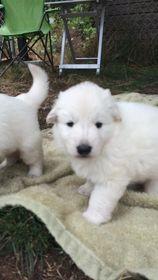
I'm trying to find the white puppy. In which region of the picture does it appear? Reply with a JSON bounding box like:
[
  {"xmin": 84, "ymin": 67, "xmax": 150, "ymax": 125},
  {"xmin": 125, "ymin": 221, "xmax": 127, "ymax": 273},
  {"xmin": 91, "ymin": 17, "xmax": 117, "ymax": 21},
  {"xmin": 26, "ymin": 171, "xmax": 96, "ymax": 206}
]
[
  {"xmin": 47, "ymin": 81, "xmax": 158, "ymax": 225},
  {"xmin": 0, "ymin": 64, "xmax": 48, "ymax": 177}
]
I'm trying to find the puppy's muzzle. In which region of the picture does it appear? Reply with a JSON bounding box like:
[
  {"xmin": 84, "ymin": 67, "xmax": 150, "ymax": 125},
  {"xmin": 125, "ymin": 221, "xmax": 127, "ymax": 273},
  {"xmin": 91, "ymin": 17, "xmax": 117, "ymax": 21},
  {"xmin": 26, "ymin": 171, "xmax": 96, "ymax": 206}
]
[{"xmin": 77, "ymin": 144, "xmax": 92, "ymax": 157}]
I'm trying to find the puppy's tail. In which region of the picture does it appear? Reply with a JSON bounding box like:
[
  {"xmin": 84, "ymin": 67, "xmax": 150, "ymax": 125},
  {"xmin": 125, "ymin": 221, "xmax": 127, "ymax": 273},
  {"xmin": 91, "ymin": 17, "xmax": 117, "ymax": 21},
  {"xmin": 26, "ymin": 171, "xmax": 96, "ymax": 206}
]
[{"xmin": 17, "ymin": 64, "xmax": 49, "ymax": 109}]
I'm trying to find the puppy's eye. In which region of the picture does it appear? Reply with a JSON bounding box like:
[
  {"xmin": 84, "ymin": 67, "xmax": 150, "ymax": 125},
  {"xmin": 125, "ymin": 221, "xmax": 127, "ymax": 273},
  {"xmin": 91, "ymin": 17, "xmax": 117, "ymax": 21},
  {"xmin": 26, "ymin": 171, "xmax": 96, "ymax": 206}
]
[
  {"xmin": 66, "ymin": 121, "xmax": 74, "ymax": 127},
  {"xmin": 95, "ymin": 122, "xmax": 103, "ymax": 128}
]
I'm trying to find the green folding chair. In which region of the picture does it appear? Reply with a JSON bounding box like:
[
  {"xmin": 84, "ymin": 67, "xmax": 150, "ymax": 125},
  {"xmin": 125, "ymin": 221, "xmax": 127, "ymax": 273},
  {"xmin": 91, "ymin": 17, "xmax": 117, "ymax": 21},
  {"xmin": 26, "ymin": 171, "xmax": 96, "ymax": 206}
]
[{"xmin": 0, "ymin": 0, "xmax": 54, "ymax": 76}]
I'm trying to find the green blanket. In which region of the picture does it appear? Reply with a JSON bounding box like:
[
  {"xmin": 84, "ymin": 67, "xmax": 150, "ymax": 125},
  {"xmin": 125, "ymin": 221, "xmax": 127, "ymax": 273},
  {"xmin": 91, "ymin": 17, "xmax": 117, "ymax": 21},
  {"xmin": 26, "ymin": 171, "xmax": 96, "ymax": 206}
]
[{"xmin": 0, "ymin": 92, "xmax": 158, "ymax": 280}]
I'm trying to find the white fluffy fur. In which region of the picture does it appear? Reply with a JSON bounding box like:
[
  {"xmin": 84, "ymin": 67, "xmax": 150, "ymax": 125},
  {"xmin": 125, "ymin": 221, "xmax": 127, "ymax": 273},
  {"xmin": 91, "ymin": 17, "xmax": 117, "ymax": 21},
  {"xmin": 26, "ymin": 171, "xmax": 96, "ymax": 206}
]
[
  {"xmin": 0, "ymin": 64, "xmax": 48, "ymax": 176},
  {"xmin": 47, "ymin": 81, "xmax": 158, "ymax": 225}
]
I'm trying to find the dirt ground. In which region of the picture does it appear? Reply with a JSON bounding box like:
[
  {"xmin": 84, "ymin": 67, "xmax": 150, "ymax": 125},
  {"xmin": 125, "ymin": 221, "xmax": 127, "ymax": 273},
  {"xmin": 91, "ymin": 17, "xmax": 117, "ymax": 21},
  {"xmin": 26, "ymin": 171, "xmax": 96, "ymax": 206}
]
[
  {"xmin": 0, "ymin": 250, "xmax": 90, "ymax": 280},
  {"xmin": 0, "ymin": 63, "xmax": 155, "ymax": 280},
  {"xmin": 0, "ymin": 253, "xmax": 147, "ymax": 280}
]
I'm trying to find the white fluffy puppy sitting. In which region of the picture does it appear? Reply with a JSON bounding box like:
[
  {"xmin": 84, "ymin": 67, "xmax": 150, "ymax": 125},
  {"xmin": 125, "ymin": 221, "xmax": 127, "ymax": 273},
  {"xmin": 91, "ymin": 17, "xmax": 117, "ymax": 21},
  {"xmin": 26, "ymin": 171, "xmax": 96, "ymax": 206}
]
[
  {"xmin": 47, "ymin": 81, "xmax": 158, "ymax": 225},
  {"xmin": 0, "ymin": 64, "xmax": 48, "ymax": 177}
]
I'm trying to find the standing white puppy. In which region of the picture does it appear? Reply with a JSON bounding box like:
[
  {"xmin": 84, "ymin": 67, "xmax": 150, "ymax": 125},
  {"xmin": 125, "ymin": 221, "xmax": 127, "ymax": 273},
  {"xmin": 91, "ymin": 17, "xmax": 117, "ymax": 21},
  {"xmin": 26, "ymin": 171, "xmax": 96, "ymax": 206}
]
[
  {"xmin": 47, "ymin": 81, "xmax": 158, "ymax": 225},
  {"xmin": 0, "ymin": 64, "xmax": 48, "ymax": 176}
]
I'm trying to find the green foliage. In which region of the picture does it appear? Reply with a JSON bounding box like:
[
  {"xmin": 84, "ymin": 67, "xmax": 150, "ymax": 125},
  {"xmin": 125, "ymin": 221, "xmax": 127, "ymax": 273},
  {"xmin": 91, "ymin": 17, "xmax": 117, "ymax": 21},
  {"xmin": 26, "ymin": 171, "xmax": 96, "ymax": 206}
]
[
  {"xmin": 50, "ymin": 4, "xmax": 96, "ymax": 50},
  {"xmin": 0, "ymin": 206, "xmax": 60, "ymax": 276},
  {"xmin": 68, "ymin": 4, "xmax": 96, "ymax": 40}
]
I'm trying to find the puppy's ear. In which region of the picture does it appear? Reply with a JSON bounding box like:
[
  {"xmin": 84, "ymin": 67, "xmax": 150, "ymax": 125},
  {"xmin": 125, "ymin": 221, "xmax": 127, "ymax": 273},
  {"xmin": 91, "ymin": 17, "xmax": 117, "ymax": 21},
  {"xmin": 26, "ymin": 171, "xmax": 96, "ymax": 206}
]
[
  {"xmin": 110, "ymin": 103, "xmax": 121, "ymax": 122},
  {"xmin": 104, "ymin": 89, "xmax": 122, "ymax": 122},
  {"xmin": 46, "ymin": 108, "xmax": 57, "ymax": 124}
]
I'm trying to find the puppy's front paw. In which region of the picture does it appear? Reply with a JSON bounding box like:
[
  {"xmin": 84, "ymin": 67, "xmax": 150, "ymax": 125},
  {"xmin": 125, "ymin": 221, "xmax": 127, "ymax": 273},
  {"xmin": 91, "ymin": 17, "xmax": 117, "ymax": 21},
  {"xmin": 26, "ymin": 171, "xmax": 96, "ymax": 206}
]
[{"xmin": 83, "ymin": 209, "xmax": 111, "ymax": 225}]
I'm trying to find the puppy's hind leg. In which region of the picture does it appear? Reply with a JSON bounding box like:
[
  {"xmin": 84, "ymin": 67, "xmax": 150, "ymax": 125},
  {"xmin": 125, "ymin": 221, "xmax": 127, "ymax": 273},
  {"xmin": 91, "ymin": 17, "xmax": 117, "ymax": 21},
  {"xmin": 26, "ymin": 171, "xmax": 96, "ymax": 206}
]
[
  {"xmin": 145, "ymin": 180, "xmax": 158, "ymax": 195},
  {"xmin": 20, "ymin": 135, "xmax": 43, "ymax": 177}
]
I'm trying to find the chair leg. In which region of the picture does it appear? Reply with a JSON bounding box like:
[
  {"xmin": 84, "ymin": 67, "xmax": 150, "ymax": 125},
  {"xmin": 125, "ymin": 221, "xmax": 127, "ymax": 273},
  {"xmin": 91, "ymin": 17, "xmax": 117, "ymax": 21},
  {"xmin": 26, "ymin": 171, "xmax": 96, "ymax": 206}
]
[
  {"xmin": 48, "ymin": 31, "xmax": 54, "ymax": 69},
  {"xmin": 10, "ymin": 38, "xmax": 16, "ymax": 58},
  {"xmin": 17, "ymin": 37, "xmax": 29, "ymax": 61},
  {"xmin": 17, "ymin": 35, "xmax": 53, "ymax": 68},
  {"xmin": 0, "ymin": 32, "xmax": 54, "ymax": 77},
  {"xmin": 59, "ymin": 29, "xmax": 66, "ymax": 75},
  {"xmin": 0, "ymin": 36, "xmax": 42, "ymax": 77},
  {"xmin": 0, "ymin": 37, "xmax": 5, "ymax": 60},
  {"xmin": 96, "ymin": 6, "xmax": 105, "ymax": 75},
  {"xmin": 40, "ymin": 33, "xmax": 54, "ymax": 69},
  {"xmin": 2, "ymin": 38, "xmax": 12, "ymax": 60},
  {"xmin": 0, "ymin": 37, "xmax": 2, "ymax": 61},
  {"xmin": 43, "ymin": 34, "xmax": 48, "ymax": 62},
  {"xmin": 61, "ymin": 12, "xmax": 76, "ymax": 63},
  {"xmin": 0, "ymin": 36, "xmax": 34, "ymax": 77}
]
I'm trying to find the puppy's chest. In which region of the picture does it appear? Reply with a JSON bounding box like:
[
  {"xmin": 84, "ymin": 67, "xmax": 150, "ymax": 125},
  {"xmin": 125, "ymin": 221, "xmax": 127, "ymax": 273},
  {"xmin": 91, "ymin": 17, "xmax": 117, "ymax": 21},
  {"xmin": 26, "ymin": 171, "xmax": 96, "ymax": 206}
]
[{"xmin": 72, "ymin": 159, "xmax": 109, "ymax": 183}]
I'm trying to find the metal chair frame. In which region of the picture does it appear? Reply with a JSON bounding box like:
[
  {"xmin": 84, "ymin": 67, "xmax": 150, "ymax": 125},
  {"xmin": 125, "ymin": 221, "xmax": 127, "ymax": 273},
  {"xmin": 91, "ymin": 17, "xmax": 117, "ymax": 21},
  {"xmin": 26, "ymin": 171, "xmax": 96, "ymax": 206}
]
[
  {"xmin": 45, "ymin": 0, "xmax": 105, "ymax": 74},
  {"xmin": 0, "ymin": 4, "xmax": 54, "ymax": 76}
]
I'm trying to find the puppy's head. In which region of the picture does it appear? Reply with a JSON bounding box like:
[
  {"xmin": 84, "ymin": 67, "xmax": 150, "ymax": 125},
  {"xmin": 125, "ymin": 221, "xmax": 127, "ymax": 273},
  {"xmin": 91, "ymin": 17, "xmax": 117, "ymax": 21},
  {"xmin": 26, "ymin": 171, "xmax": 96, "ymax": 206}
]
[{"xmin": 47, "ymin": 82, "xmax": 121, "ymax": 159}]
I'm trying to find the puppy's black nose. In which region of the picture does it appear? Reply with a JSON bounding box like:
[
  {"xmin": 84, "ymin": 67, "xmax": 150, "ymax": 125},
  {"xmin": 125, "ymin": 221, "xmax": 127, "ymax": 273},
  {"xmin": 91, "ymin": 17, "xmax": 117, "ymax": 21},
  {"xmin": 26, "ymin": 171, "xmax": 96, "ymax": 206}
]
[{"xmin": 77, "ymin": 144, "xmax": 92, "ymax": 156}]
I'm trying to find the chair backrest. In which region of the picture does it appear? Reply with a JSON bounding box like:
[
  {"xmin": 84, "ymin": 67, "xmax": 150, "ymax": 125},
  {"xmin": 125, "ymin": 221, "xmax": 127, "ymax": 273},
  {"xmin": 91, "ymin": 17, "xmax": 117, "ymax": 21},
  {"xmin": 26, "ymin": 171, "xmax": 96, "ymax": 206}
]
[{"xmin": 0, "ymin": 0, "xmax": 50, "ymax": 36}]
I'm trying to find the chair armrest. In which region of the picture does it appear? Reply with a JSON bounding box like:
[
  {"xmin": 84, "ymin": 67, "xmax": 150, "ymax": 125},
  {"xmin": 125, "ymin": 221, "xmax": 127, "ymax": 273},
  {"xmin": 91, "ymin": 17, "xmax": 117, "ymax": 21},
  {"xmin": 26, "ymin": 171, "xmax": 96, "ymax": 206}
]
[{"xmin": 44, "ymin": 8, "xmax": 58, "ymax": 14}]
